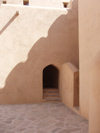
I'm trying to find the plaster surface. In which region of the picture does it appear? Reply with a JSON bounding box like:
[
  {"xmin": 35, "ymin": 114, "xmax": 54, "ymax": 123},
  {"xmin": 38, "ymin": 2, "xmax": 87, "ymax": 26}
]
[
  {"xmin": 60, "ymin": 63, "xmax": 79, "ymax": 109},
  {"xmin": 89, "ymin": 59, "xmax": 100, "ymax": 133},
  {"xmin": 0, "ymin": 0, "xmax": 78, "ymax": 104},
  {"xmin": 0, "ymin": 102, "xmax": 88, "ymax": 133},
  {"xmin": 79, "ymin": 0, "xmax": 100, "ymax": 121}
]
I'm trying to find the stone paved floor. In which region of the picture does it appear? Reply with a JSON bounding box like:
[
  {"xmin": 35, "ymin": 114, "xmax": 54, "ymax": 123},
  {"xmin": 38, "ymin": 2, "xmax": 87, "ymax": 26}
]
[{"xmin": 0, "ymin": 102, "xmax": 88, "ymax": 133}]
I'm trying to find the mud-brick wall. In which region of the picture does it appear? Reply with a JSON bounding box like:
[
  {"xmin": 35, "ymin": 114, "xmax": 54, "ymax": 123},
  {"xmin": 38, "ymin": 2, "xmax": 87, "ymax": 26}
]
[
  {"xmin": 0, "ymin": 0, "xmax": 78, "ymax": 104},
  {"xmin": 79, "ymin": 0, "xmax": 100, "ymax": 122}
]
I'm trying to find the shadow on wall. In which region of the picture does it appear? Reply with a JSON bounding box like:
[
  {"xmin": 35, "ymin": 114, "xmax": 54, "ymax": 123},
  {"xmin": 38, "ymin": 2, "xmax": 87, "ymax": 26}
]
[
  {"xmin": 0, "ymin": 0, "xmax": 78, "ymax": 104},
  {"xmin": 0, "ymin": 11, "xmax": 19, "ymax": 35}
]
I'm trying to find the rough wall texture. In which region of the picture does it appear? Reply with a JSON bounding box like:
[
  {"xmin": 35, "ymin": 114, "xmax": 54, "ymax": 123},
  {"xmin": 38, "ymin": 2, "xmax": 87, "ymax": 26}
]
[
  {"xmin": 0, "ymin": 0, "xmax": 78, "ymax": 104},
  {"xmin": 79, "ymin": 0, "xmax": 100, "ymax": 120}
]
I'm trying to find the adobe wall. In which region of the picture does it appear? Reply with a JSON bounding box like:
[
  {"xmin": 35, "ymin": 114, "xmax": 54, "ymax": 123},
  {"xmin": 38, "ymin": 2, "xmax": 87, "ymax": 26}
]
[
  {"xmin": 89, "ymin": 59, "xmax": 100, "ymax": 133},
  {"xmin": 79, "ymin": 0, "xmax": 100, "ymax": 121},
  {"xmin": 60, "ymin": 63, "xmax": 79, "ymax": 109},
  {"xmin": 1, "ymin": 0, "xmax": 22, "ymax": 4},
  {"xmin": 29, "ymin": 0, "xmax": 70, "ymax": 8},
  {"xmin": 1, "ymin": 0, "xmax": 70, "ymax": 8},
  {"xmin": 0, "ymin": 0, "xmax": 78, "ymax": 104}
]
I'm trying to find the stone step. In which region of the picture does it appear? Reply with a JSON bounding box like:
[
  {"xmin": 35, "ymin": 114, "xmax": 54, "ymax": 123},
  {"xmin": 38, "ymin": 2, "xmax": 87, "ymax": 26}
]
[
  {"xmin": 43, "ymin": 88, "xmax": 60, "ymax": 102},
  {"xmin": 44, "ymin": 91, "xmax": 59, "ymax": 94},
  {"xmin": 44, "ymin": 93, "xmax": 59, "ymax": 97},
  {"xmin": 43, "ymin": 89, "xmax": 59, "ymax": 93},
  {"xmin": 44, "ymin": 96, "xmax": 61, "ymax": 101}
]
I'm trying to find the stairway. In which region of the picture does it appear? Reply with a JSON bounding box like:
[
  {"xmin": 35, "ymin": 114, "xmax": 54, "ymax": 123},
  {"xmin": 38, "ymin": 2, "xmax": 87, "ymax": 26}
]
[{"xmin": 43, "ymin": 88, "xmax": 61, "ymax": 102}]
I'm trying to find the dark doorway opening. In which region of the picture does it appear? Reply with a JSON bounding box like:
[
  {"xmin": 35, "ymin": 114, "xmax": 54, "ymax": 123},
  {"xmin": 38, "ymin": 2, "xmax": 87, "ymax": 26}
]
[{"xmin": 43, "ymin": 65, "xmax": 59, "ymax": 89}]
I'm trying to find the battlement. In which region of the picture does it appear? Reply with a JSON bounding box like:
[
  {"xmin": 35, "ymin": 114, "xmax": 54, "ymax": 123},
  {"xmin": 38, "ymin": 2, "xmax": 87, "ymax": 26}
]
[
  {"xmin": 1, "ymin": 0, "xmax": 23, "ymax": 5},
  {"xmin": 1, "ymin": 0, "xmax": 71, "ymax": 8}
]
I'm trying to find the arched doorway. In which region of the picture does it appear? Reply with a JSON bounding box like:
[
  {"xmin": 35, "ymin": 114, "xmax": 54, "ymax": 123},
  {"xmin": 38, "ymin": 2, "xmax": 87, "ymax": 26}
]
[
  {"xmin": 43, "ymin": 65, "xmax": 60, "ymax": 101},
  {"xmin": 43, "ymin": 65, "xmax": 59, "ymax": 89}
]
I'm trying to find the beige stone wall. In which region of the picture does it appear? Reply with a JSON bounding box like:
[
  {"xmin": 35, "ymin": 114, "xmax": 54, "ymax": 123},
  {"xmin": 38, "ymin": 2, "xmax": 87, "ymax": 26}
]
[
  {"xmin": 79, "ymin": 0, "xmax": 100, "ymax": 121},
  {"xmin": 60, "ymin": 63, "xmax": 79, "ymax": 109},
  {"xmin": 0, "ymin": 0, "xmax": 78, "ymax": 104}
]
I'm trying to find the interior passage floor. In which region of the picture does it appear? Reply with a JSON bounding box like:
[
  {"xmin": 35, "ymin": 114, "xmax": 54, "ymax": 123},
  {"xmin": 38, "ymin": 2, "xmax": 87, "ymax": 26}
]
[{"xmin": 0, "ymin": 102, "xmax": 88, "ymax": 133}]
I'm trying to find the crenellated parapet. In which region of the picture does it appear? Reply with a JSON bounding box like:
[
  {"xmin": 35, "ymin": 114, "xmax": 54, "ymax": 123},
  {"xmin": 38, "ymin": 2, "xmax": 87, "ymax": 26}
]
[
  {"xmin": 1, "ymin": 0, "xmax": 27, "ymax": 5},
  {"xmin": 0, "ymin": 0, "xmax": 72, "ymax": 8}
]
